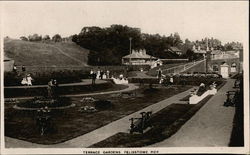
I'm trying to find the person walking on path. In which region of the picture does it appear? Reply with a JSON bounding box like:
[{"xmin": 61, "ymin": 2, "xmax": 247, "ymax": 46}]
[
  {"xmin": 106, "ymin": 70, "xmax": 110, "ymax": 79},
  {"xmin": 21, "ymin": 75, "xmax": 28, "ymax": 85},
  {"xmin": 100, "ymin": 70, "xmax": 104, "ymax": 80},
  {"xmin": 13, "ymin": 65, "xmax": 17, "ymax": 73},
  {"xmin": 91, "ymin": 72, "xmax": 97, "ymax": 85},
  {"xmin": 89, "ymin": 69, "xmax": 94, "ymax": 78},
  {"xmin": 53, "ymin": 79, "xmax": 59, "ymax": 98},
  {"xmin": 157, "ymin": 68, "xmax": 162, "ymax": 80},
  {"xmin": 22, "ymin": 65, "xmax": 26, "ymax": 72},
  {"xmin": 47, "ymin": 79, "xmax": 54, "ymax": 98},
  {"xmin": 96, "ymin": 68, "xmax": 101, "ymax": 79},
  {"xmin": 169, "ymin": 75, "xmax": 174, "ymax": 85}
]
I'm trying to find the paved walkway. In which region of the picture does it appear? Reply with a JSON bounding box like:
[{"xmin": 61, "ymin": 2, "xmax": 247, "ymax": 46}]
[
  {"xmin": 5, "ymin": 87, "xmax": 194, "ymax": 148},
  {"xmin": 133, "ymin": 71, "xmax": 155, "ymax": 78},
  {"xmin": 5, "ymin": 83, "xmax": 138, "ymax": 100},
  {"xmin": 151, "ymin": 79, "xmax": 236, "ymax": 147}
]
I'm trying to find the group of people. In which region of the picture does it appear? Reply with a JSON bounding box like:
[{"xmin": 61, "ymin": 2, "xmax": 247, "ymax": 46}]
[
  {"xmin": 157, "ymin": 68, "xmax": 174, "ymax": 85},
  {"xmin": 21, "ymin": 74, "xmax": 33, "ymax": 86},
  {"xmin": 90, "ymin": 69, "xmax": 110, "ymax": 85}
]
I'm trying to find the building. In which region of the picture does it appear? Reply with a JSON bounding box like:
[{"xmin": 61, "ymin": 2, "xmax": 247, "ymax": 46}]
[
  {"xmin": 4, "ymin": 55, "xmax": 15, "ymax": 72},
  {"xmin": 207, "ymin": 50, "xmax": 241, "ymax": 78},
  {"xmin": 168, "ymin": 47, "xmax": 182, "ymax": 55},
  {"xmin": 192, "ymin": 43, "xmax": 241, "ymax": 78},
  {"xmin": 122, "ymin": 49, "xmax": 162, "ymax": 68},
  {"xmin": 192, "ymin": 44, "xmax": 210, "ymax": 57}
]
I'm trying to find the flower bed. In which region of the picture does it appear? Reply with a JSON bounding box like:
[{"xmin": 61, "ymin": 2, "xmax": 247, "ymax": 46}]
[{"xmin": 16, "ymin": 97, "xmax": 72, "ymax": 109}]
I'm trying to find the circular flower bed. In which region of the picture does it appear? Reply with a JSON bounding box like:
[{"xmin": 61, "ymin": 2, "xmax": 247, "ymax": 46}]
[{"xmin": 14, "ymin": 97, "xmax": 74, "ymax": 110}]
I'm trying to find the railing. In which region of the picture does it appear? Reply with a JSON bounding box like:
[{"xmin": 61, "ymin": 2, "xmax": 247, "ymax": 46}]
[{"xmin": 162, "ymin": 59, "xmax": 205, "ymax": 75}]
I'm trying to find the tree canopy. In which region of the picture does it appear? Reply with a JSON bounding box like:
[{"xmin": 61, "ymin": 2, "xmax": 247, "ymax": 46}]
[
  {"xmin": 73, "ymin": 25, "xmax": 183, "ymax": 65},
  {"xmin": 52, "ymin": 34, "xmax": 62, "ymax": 42}
]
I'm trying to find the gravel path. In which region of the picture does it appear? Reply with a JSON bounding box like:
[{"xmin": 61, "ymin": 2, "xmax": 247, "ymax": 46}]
[{"xmin": 150, "ymin": 79, "xmax": 236, "ymax": 147}]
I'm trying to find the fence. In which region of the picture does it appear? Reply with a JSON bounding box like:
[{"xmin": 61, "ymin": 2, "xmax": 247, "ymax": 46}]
[{"xmin": 162, "ymin": 59, "xmax": 205, "ymax": 75}]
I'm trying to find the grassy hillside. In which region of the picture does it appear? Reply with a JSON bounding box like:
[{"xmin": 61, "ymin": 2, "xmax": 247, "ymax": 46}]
[{"xmin": 4, "ymin": 38, "xmax": 89, "ymax": 67}]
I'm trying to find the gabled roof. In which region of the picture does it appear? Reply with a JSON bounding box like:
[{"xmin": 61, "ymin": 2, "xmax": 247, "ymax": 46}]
[
  {"xmin": 122, "ymin": 50, "xmax": 157, "ymax": 59},
  {"xmin": 193, "ymin": 50, "xmax": 206, "ymax": 54},
  {"xmin": 169, "ymin": 47, "xmax": 182, "ymax": 52},
  {"xmin": 4, "ymin": 55, "xmax": 13, "ymax": 61},
  {"xmin": 211, "ymin": 50, "xmax": 222, "ymax": 55}
]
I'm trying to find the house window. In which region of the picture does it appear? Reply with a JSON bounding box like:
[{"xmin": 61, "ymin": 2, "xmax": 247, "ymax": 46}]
[
  {"xmin": 231, "ymin": 63, "xmax": 237, "ymax": 72},
  {"xmin": 212, "ymin": 65, "xmax": 219, "ymax": 72},
  {"xmin": 231, "ymin": 63, "xmax": 237, "ymax": 67}
]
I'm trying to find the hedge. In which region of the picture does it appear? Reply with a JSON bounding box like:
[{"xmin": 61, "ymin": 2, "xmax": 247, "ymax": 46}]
[{"xmin": 128, "ymin": 76, "xmax": 224, "ymax": 87}]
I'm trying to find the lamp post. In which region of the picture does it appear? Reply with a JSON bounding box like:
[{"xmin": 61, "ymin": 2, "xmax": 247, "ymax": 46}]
[{"xmin": 129, "ymin": 37, "xmax": 132, "ymax": 66}]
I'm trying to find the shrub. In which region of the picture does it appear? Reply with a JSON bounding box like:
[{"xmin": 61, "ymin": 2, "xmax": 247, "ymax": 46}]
[
  {"xmin": 128, "ymin": 75, "xmax": 224, "ymax": 87},
  {"xmin": 17, "ymin": 97, "xmax": 71, "ymax": 108}
]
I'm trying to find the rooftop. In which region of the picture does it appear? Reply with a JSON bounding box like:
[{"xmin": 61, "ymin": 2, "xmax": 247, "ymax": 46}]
[{"xmin": 122, "ymin": 49, "xmax": 157, "ymax": 59}]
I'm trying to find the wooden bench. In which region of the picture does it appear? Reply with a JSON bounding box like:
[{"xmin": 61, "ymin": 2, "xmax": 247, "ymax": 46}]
[{"xmin": 129, "ymin": 111, "xmax": 152, "ymax": 134}]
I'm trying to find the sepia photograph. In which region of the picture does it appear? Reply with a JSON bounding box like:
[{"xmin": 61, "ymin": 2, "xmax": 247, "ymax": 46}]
[{"xmin": 0, "ymin": 1, "xmax": 249, "ymax": 154}]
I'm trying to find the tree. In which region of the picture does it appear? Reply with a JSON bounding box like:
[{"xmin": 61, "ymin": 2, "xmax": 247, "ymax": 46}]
[
  {"xmin": 43, "ymin": 35, "xmax": 50, "ymax": 41},
  {"xmin": 173, "ymin": 32, "xmax": 183, "ymax": 46},
  {"xmin": 20, "ymin": 36, "xmax": 28, "ymax": 41},
  {"xmin": 185, "ymin": 49, "xmax": 202, "ymax": 61},
  {"xmin": 28, "ymin": 34, "xmax": 42, "ymax": 41},
  {"xmin": 52, "ymin": 34, "xmax": 62, "ymax": 42},
  {"xmin": 73, "ymin": 25, "xmax": 186, "ymax": 65}
]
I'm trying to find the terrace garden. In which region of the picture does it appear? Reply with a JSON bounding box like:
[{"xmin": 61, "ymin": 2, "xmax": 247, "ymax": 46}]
[{"xmin": 5, "ymin": 84, "xmax": 192, "ymax": 145}]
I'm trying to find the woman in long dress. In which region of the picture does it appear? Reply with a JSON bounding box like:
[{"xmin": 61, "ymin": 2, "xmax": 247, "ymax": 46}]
[{"xmin": 26, "ymin": 74, "xmax": 33, "ymax": 86}]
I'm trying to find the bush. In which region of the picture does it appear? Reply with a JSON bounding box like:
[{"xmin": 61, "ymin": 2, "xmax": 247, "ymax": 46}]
[
  {"xmin": 128, "ymin": 75, "xmax": 224, "ymax": 87},
  {"xmin": 128, "ymin": 78, "xmax": 159, "ymax": 84},
  {"xmin": 17, "ymin": 97, "xmax": 71, "ymax": 108},
  {"xmin": 4, "ymin": 72, "xmax": 22, "ymax": 86}
]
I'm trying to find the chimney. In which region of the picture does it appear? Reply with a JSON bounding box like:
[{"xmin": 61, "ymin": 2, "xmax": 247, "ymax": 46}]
[
  {"xmin": 193, "ymin": 45, "xmax": 196, "ymax": 51},
  {"xmin": 139, "ymin": 49, "xmax": 143, "ymax": 55},
  {"xmin": 206, "ymin": 39, "xmax": 209, "ymax": 51}
]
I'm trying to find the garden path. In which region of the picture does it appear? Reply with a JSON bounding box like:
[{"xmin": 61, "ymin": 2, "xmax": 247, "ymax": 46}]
[
  {"xmin": 5, "ymin": 86, "xmax": 195, "ymax": 148},
  {"xmin": 150, "ymin": 79, "xmax": 236, "ymax": 147},
  {"xmin": 5, "ymin": 82, "xmax": 138, "ymax": 100},
  {"xmin": 133, "ymin": 71, "xmax": 155, "ymax": 78}
]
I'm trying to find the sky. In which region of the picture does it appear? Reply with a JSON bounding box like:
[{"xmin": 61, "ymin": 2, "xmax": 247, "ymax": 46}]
[{"xmin": 1, "ymin": 1, "xmax": 249, "ymax": 44}]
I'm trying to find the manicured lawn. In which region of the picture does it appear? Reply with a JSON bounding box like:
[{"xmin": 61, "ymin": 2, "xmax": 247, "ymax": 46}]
[
  {"xmin": 90, "ymin": 81, "xmax": 226, "ymax": 147},
  {"xmin": 91, "ymin": 96, "xmax": 213, "ymax": 147},
  {"xmin": 5, "ymin": 85, "xmax": 191, "ymax": 144}
]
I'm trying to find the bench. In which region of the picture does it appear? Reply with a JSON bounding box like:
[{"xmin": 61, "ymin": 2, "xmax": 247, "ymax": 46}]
[
  {"xmin": 129, "ymin": 111, "xmax": 152, "ymax": 134},
  {"xmin": 224, "ymin": 90, "xmax": 239, "ymax": 107}
]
